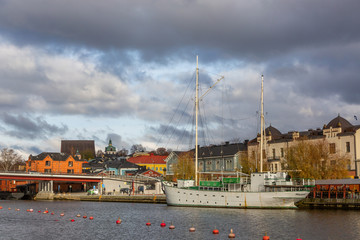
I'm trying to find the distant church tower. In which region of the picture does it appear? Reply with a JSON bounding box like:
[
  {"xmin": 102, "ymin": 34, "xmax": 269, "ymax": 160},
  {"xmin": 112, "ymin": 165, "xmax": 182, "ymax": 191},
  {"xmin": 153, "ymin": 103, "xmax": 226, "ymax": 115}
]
[
  {"xmin": 74, "ymin": 149, "xmax": 82, "ymax": 159},
  {"xmin": 105, "ymin": 139, "xmax": 117, "ymax": 155}
]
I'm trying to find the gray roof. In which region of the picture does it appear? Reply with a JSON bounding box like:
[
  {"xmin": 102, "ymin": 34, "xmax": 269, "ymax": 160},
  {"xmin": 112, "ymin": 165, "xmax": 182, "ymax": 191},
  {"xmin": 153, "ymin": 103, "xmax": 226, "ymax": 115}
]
[
  {"xmin": 29, "ymin": 152, "xmax": 82, "ymax": 161},
  {"xmin": 198, "ymin": 142, "xmax": 246, "ymax": 158},
  {"xmin": 325, "ymin": 115, "xmax": 353, "ymax": 130}
]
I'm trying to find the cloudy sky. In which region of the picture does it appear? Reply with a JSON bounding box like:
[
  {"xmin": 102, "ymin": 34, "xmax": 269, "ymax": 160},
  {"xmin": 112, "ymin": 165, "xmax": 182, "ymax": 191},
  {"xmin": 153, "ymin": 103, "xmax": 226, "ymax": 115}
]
[{"xmin": 0, "ymin": 0, "xmax": 359, "ymax": 158}]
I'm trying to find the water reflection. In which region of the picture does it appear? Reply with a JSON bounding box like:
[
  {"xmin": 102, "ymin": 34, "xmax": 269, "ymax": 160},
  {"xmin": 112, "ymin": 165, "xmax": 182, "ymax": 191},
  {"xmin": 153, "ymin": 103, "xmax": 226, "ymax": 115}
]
[{"xmin": 0, "ymin": 200, "xmax": 359, "ymax": 240}]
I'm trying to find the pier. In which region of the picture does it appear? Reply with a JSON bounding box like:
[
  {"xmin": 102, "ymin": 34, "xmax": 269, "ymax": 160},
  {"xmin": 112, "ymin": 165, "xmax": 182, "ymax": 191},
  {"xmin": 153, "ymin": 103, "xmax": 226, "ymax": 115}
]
[
  {"xmin": 298, "ymin": 178, "xmax": 360, "ymax": 209},
  {"xmin": 34, "ymin": 192, "xmax": 166, "ymax": 204}
]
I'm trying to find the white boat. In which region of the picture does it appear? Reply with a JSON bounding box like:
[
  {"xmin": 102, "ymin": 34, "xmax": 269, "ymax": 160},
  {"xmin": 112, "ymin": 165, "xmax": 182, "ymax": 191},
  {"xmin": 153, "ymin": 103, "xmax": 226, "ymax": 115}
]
[{"xmin": 163, "ymin": 57, "xmax": 313, "ymax": 209}]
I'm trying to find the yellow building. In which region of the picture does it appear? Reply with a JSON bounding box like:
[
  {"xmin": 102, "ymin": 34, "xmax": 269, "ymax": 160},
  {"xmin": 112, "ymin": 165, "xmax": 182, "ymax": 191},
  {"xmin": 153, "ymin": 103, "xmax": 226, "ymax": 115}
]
[{"xmin": 127, "ymin": 153, "xmax": 167, "ymax": 175}]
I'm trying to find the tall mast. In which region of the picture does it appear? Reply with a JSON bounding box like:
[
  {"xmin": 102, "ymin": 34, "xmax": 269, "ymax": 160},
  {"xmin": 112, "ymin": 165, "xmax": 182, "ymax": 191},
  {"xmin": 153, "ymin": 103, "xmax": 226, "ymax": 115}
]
[
  {"xmin": 195, "ymin": 56, "xmax": 199, "ymax": 185},
  {"xmin": 260, "ymin": 75, "xmax": 264, "ymax": 173}
]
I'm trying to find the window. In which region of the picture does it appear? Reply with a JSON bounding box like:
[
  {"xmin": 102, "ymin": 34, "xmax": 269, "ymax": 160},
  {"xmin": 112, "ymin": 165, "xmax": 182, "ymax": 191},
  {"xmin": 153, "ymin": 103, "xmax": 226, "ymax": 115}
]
[
  {"xmin": 199, "ymin": 162, "xmax": 204, "ymax": 171},
  {"xmin": 216, "ymin": 160, "xmax": 220, "ymax": 170},
  {"xmin": 67, "ymin": 169, "xmax": 74, "ymax": 174},
  {"xmin": 28, "ymin": 161, "xmax": 31, "ymax": 167},
  {"xmin": 156, "ymin": 167, "xmax": 158, "ymax": 171},
  {"xmin": 45, "ymin": 161, "xmax": 51, "ymax": 166},
  {"xmin": 68, "ymin": 161, "xmax": 73, "ymax": 167},
  {"xmin": 160, "ymin": 167, "xmax": 162, "ymax": 171},
  {"xmin": 281, "ymin": 148, "xmax": 284, "ymax": 157},
  {"xmin": 346, "ymin": 142, "xmax": 350, "ymax": 153},
  {"xmin": 329, "ymin": 143, "xmax": 336, "ymax": 154},
  {"xmin": 44, "ymin": 169, "xmax": 51, "ymax": 173},
  {"xmin": 272, "ymin": 149, "xmax": 275, "ymax": 159}
]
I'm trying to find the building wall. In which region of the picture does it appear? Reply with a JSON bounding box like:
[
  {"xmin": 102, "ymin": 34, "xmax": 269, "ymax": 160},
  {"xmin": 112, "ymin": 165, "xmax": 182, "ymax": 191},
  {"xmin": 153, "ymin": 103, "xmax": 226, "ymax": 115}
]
[
  {"xmin": 137, "ymin": 163, "xmax": 166, "ymax": 175},
  {"xmin": 248, "ymin": 128, "xmax": 359, "ymax": 176},
  {"xmin": 26, "ymin": 155, "xmax": 84, "ymax": 174},
  {"xmin": 165, "ymin": 152, "xmax": 179, "ymax": 176},
  {"xmin": 0, "ymin": 180, "xmax": 27, "ymax": 192}
]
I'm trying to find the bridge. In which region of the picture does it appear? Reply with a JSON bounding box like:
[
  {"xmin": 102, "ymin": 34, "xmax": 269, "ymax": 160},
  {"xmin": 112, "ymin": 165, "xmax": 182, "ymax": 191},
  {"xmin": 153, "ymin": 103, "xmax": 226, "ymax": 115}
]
[
  {"xmin": 0, "ymin": 172, "xmax": 103, "ymax": 193},
  {"xmin": 0, "ymin": 172, "xmax": 163, "ymax": 195}
]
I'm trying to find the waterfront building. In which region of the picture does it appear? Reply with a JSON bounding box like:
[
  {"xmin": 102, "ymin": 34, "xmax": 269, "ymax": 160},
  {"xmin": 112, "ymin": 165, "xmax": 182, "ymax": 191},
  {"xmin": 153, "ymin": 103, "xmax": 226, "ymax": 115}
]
[
  {"xmin": 247, "ymin": 115, "xmax": 360, "ymax": 177},
  {"xmin": 198, "ymin": 142, "xmax": 247, "ymax": 176},
  {"xmin": 127, "ymin": 152, "xmax": 167, "ymax": 175},
  {"xmin": 26, "ymin": 152, "xmax": 86, "ymax": 174},
  {"xmin": 165, "ymin": 142, "xmax": 247, "ymax": 180},
  {"xmin": 164, "ymin": 151, "xmax": 185, "ymax": 177}
]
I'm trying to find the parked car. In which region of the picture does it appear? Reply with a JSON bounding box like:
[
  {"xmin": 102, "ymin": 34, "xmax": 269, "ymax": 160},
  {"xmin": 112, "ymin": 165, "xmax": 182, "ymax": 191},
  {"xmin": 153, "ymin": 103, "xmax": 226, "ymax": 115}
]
[
  {"xmin": 87, "ymin": 189, "xmax": 99, "ymax": 195},
  {"xmin": 120, "ymin": 188, "xmax": 130, "ymax": 194}
]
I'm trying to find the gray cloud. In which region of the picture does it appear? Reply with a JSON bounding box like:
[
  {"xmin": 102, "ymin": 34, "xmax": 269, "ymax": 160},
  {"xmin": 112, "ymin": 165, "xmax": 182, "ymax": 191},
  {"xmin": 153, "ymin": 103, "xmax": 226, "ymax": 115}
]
[
  {"xmin": 0, "ymin": 0, "xmax": 359, "ymax": 155},
  {"xmin": 0, "ymin": 1, "xmax": 358, "ymax": 61},
  {"xmin": 0, "ymin": 113, "xmax": 68, "ymax": 139}
]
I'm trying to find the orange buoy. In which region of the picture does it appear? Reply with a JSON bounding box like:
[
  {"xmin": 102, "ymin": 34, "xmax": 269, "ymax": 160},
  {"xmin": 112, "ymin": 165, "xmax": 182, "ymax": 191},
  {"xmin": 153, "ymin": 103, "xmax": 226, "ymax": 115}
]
[
  {"xmin": 146, "ymin": 221, "xmax": 151, "ymax": 226},
  {"xmin": 116, "ymin": 218, "xmax": 122, "ymax": 224},
  {"xmin": 60, "ymin": 213, "xmax": 65, "ymax": 216},
  {"xmin": 29, "ymin": 209, "xmax": 33, "ymax": 212},
  {"xmin": 189, "ymin": 227, "xmax": 196, "ymax": 232},
  {"xmin": 228, "ymin": 229, "xmax": 235, "ymax": 238},
  {"xmin": 83, "ymin": 216, "xmax": 87, "ymax": 219},
  {"xmin": 51, "ymin": 212, "xmax": 54, "ymax": 215},
  {"xmin": 169, "ymin": 223, "xmax": 175, "ymax": 230},
  {"xmin": 263, "ymin": 235, "xmax": 270, "ymax": 240},
  {"xmin": 213, "ymin": 229, "xmax": 219, "ymax": 234},
  {"xmin": 38, "ymin": 210, "xmax": 41, "ymax": 213},
  {"xmin": 70, "ymin": 219, "xmax": 75, "ymax": 222},
  {"xmin": 296, "ymin": 239, "xmax": 302, "ymax": 240},
  {"xmin": 8, "ymin": 208, "xmax": 11, "ymax": 210},
  {"xmin": 160, "ymin": 221, "xmax": 166, "ymax": 227},
  {"xmin": 76, "ymin": 214, "xmax": 81, "ymax": 217},
  {"xmin": 0, "ymin": 206, "xmax": 2, "ymax": 209},
  {"xmin": 89, "ymin": 216, "xmax": 94, "ymax": 220},
  {"xmin": 26, "ymin": 209, "xmax": 30, "ymax": 212}
]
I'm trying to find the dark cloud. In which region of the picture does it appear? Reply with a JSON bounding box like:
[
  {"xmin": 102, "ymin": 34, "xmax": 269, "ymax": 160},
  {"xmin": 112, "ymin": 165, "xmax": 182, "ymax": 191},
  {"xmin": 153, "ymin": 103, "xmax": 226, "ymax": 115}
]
[
  {"xmin": 0, "ymin": 0, "xmax": 359, "ymax": 155},
  {"xmin": 0, "ymin": 0, "xmax": 359, "ymax": 62},
  {"xmin": 0, "ymin": 113, "xmax": 68, "ymax": 139}
]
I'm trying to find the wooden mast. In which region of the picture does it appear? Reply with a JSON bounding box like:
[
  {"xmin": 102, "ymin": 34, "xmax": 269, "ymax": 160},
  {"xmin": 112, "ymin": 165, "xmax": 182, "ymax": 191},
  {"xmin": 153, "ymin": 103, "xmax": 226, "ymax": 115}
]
[
  {"xmin": 195, "ymin": 55, "xmax": 199, "ymax": 185},
  {"xmin": 260, "ymin": 74, "xmax": 264, "ymax": 173}
]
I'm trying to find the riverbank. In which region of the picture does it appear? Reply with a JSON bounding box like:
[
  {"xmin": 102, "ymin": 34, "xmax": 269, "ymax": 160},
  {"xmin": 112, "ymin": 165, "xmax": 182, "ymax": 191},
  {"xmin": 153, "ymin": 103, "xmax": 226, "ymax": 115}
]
[{"xmin": 34, "ymin": 192, "xmax": 166, "ymax": 204}]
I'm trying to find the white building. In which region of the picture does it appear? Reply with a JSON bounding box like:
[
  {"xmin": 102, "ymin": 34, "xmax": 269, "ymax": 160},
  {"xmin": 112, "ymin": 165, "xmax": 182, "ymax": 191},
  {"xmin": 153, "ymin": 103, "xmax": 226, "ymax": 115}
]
[{"xmin": 248, "ymin": 115, "xmax": 360, "ymax": 177}]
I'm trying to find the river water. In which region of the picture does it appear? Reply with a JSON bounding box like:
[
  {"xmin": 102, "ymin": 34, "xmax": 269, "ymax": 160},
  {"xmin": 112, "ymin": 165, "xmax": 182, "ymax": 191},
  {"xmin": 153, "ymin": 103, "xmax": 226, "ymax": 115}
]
[{"xmin": 0, "ymin": 200, "xmax": 358, "ymax": 240}]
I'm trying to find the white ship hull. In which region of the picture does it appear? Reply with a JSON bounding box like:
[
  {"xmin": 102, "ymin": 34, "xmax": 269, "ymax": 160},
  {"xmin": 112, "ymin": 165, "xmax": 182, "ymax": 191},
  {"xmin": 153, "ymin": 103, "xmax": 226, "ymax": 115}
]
[{"xmin": 164, "ymin": 185, "xmax": 309, "ymax": 209}]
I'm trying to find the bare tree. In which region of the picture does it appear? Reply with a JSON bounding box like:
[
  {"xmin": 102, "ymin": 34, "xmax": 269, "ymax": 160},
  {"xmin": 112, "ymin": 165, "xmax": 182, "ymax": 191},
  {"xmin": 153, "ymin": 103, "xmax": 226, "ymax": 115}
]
[
  {"xmin": 130, "ymin": 144, "xmax": 146, "ymax": 154},
  {"xmin": 117, "ymin": 148, "xmax": 129, "ymax": 156},
  {"xmin": 96, "ymin": 149, "xmax": 104, "ymax": 157},
  {"xmin": 156, "ymin": 147, "xmax": 168, "ymax": 155},
  {"xmin": 0, "ymin": 148, "xmax": 23, "ymax": 172}
]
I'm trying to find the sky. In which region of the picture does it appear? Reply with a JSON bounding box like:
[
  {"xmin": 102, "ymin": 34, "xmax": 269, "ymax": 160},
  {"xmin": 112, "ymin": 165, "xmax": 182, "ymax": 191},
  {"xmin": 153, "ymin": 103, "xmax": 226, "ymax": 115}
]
[{"xmin": 0, "ymin": 0, "xmax": 360, "ymax": 158}]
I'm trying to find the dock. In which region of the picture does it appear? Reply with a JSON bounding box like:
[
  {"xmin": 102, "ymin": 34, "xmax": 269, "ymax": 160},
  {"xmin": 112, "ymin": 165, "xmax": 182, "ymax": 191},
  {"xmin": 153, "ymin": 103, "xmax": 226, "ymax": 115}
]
[{"xmin": 34, "ymin": 192, "xmax": 167, "ymax": 204}]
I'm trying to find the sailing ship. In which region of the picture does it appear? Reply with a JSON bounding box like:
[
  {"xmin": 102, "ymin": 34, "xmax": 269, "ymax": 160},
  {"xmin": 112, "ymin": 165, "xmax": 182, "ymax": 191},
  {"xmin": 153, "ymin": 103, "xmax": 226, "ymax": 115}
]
[{"xmin": 163, "ymin": 57, "xmax": 313, "ymax": 208}]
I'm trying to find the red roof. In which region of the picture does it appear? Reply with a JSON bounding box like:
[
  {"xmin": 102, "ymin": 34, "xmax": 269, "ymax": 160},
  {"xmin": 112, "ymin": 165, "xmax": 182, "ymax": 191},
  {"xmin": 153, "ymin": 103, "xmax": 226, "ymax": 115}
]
[
  {"xmin": 140, "ymin": 169, "xmax": 162, "ymax": 177},
  {"xmin": 127, "ymin": 153, "xmax": 167, "ymax": 164}
]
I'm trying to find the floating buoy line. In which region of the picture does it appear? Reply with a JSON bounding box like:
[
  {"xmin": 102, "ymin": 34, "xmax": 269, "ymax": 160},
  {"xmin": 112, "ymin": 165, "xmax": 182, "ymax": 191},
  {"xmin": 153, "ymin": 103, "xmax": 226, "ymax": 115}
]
[{"xmin": 0, "ymin": 205, "xmax": 305, "ymax": 239}]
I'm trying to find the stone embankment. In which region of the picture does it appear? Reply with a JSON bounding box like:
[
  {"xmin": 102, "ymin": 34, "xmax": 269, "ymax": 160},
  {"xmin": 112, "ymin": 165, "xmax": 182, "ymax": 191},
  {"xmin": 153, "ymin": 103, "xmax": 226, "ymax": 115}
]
[{"xmin": 35, "ymin": 192, "xmax": 166, "ymax": 204}]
